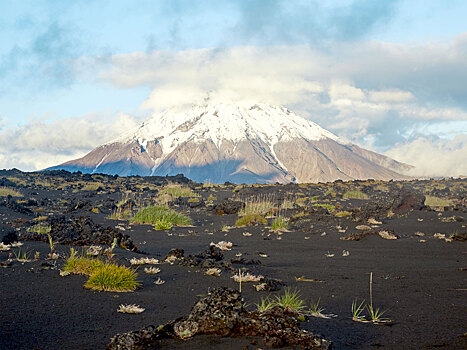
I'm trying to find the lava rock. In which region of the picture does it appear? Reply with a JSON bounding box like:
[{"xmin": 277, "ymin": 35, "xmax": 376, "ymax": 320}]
[
  {"xmin": 165, "ymin": 248, "xmax": 184, "ymax": 260},
  {"xmin": 0, "ymin": 197, "xmax": 33, "ymax": 215},
  {"xmin": 21, "ymin": 215, "xmax": 137, "ymax": 251},
  {"xmin": 1, "ymin": 229, "xmax": 18, "ymax": 245},
  {"xmin": 392, "ymin": 189, "xmax": 426, "ymax": 214},
  {"xmin": 181, "ymin": 246, "xmax": 230, "ymax": 269},
  {"xmin": 214, "ymin": 200, "xmax": 245, "ymax": 215},
  {"xmin": 107, "ymin": 287, "xmax": 331, "ymax": 350}
]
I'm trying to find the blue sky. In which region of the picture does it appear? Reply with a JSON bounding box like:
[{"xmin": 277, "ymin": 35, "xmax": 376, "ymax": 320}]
[{"xmin": 0, "ymin": 0, "xmax": 466, "ymax": 176}]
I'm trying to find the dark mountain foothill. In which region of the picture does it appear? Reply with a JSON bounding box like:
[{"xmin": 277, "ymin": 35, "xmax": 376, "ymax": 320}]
[{"xmin": 0, "ymin": 169, "xmax": 465, "ymax": 350}]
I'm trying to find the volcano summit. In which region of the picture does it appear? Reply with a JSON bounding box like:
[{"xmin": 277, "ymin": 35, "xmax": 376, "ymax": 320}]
[{"xmin": 50, "ymin": 102, "xmax": 411, "ymax": 183}]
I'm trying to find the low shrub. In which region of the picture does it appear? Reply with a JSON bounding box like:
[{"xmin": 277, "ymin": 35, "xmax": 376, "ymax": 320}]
[{"xmin": 235, "ymin": 213, "xmax": 267, "ymax": 227}]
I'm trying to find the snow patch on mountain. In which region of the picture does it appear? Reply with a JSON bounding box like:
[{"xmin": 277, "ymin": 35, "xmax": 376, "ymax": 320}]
[{"xmin": 107, "ymin": 101, "xmax": 342, "ymax": 170}]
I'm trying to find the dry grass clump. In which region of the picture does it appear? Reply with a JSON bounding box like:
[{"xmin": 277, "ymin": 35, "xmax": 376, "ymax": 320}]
[
  {"xmin": 235, "ymin": 214, "xmax": 267, "ymax": 227},
  {"xmin": 158, "ymin": 184, "xmax": 199, "ymax": 198},
  {"xmin": 210, "ymin": 241, "xmax": 233, "ymax": 251},
  {"xmin": 81, "ymin": 182, "xmax": 103, "ymax": 191},
  {"xmin": 343, "ymin": 190, "xmax": 369, "ymax": 199},
  {"xmin": 117, "ymin": 304, "xmax": 145, "ymax": 314},
  {"xmin": 205, "ymin": 267, "xmax": 221, "ymax": 276},
  {"xmin": 130, "ymin": 257, "xmax": 160, "ymax": 265},
  {"xmin": 378, "ymin": 230, "xmax": 398, "ymax": 240},
  {"xmin": 144, "ymin": 267, "xmax": 161, "ymax": 274},
  {"xmin": 232, "ymin": 271, "xmax": 263, "ymax": 283},
  {"xmin": 0, "ymin": 187, "xmax": 22, "ymax": 197},
  {"xmin": 334, "ymin": 211, "xmax": 351, "ymax": 217},
  {"xmin": 238, "ymin": 196, "xmax": 275, "ymax": 216}
]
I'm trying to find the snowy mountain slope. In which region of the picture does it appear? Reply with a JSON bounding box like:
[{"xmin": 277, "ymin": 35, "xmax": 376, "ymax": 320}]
[{"xmin": 49, "ymin": 101, "xmax": 411, "ymax": 183}]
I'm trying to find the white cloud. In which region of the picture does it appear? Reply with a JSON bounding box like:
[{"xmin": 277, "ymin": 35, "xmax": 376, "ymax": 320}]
[
  {"xmin": 369, "ymin": 90, "xmax": 414, "ymax": 103},
  {"xmin": 386, "ymin": 134, "xmax": 467, "ymax": 177},
  {"xmin": 5, "ymin": 34, "xmax": 467, "ymax": 176},
  {"xmin": 0, "ymin": 112, "xmax": 142, "ymax": 171}
]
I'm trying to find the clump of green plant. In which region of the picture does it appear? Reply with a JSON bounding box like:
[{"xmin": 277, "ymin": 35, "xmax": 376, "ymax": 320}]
[
  {"xmin": 0, "ymin": 187, "xmax": 22, "ymax": 197},
  {"xmin": 235, "ymin": 213, "xmax": 267, "ymax": 227},
  {"xmin": 131, "ymin": 205, "xmax": 192, "ymax": 229},
  {"xmin": 274, "ymin": 288, "xmax": 306, "ymax": 313},
  {"xmin": 352, "ymin": 272, "xmax": 391, "ymax": 324},
  {"xmin": 424, "ymin": 195, "xmax": 452, "ymax": 208},
  {"xmin": 62, "ymin": 249, "xmax": 105, "ymax": 275},
  {"xmin": 309, "ymin": 298, "xmax": 325, "ymax": 316},
  {"xmin": 343, "ymin": 190, "xmax": 369, "ymax": 200},
  {"xmin": 153, "ymin": 217, "xmax": 174, "ymax": 230},
  {"xmin": 84, "ymin": 263, "xmax": 141, "ymax": 292},
  {"xmin": 271, "ymin": 216, "xmax": 288, "ymax": 231},
  {"xmin": 312, "ymin": 203, "xmax": 336, "ymax": 211},
  {"xmin": 13, "ymin": 248, "xmax": 32, "ymax": 262},
  {"xmin": 351, "ymin": 298, "xmax": 366, "ymax": 321},
  {"xmin": 28, "ymin": 223, "xmax": 51, "ymax": 235},
  {"xmin": 158, "ymin": 184, "xmax": 199, "ymax": 198},
  {"xmin": 256, "ymin": 296, "xmax": 276, "ymax": 312}
]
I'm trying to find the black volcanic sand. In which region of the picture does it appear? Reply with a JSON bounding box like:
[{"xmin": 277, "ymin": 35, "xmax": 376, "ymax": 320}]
[{"xmin": 0, "ymin": 169, "xmax": 466, "ymax": 349}]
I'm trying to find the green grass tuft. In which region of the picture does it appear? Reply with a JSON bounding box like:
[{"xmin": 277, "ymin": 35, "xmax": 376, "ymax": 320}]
[
  {"xmin": 158, "ymin": 184, "xmax": 199, "ymax": 198},
  {"xmin": 84, "ymin": 263, "xmax": 141, "ymax": 292},
  {"xmin": 271, "ymin": 217, "xmax": 288, "ymax": 231},
  {"xmin": 274, "ymin": 288, "xmax": 306, "ymax": 312},
  {"xmin": 351, "ymin": 298, "xmax": 366, "ymax": 321},
  {"xmin": 312, "ymin": 203, "xmax": 336, "ymax": 211},
  {"xmin": 28, "ymin": 223, "xmax": 51, "ymax": 235},
  {"xmin": 424, "ymin": 195, "xmax": 452, "ymax": 207},
  {"xmin": 256, "ymin": 296, "xmax": 276, "ymax": 312},
  {"xmin": 235, "ymin": 213, "xmax": 267, "ymax": 227},
  {"xmin": 343, "ymin": 190, "xmax": 369, "ymax": 199},
  {"xmin": 131, "ymin": 206, "xmax": 192, "ymax": 228},
  {"xmin": 63, "ymin": 255, "xmax": 105, "ymax": 276}
]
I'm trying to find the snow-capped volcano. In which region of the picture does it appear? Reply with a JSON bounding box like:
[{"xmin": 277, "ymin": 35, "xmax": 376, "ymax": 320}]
[{"xmin": 50, "ymin": 102, "xmax": 411, "ymax": 183}]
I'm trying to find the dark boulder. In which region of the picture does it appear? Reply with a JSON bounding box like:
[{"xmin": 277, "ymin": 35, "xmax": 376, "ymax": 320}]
[
  {"xmin": 1, "ymin": 228, "xmax": 18, "ymax": 245},
  {"xmin": 391, "ymin": 190, "xmax": 426, "ymax": 214}
]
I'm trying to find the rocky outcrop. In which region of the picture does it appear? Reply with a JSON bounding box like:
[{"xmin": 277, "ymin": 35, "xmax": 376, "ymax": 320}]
[{"xmin": 107, "ymin": 287, "xmax": 331, "ymax": 349}]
